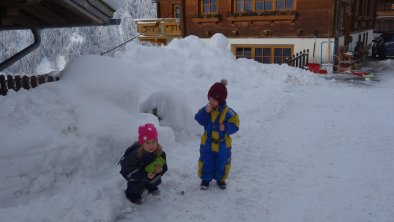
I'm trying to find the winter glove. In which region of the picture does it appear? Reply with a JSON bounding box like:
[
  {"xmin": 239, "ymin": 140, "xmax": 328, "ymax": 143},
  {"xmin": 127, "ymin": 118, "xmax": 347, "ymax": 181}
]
[{"xmin": 145, "ymin": 157, "xmax": 166, "ymax": 173}]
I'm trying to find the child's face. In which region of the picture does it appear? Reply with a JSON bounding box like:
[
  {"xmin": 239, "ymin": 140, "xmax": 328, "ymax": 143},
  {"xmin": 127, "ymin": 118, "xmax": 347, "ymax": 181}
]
[
  {"xmin": 208, "ymin": 97, "xmax": 219, "ymax": 108},
  {"xmin": 142, "ymin": 140, "xmax": 158, "ymax": 153}
]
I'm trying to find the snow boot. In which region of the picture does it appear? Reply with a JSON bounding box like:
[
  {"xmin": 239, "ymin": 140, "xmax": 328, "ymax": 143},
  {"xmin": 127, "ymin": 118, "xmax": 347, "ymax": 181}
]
[
  {"xmin": 200, "ymin": 181, "xmax": 209, "ymax": 190},
  {"xmin": 148, "ymin": 187, "xmax": 160, "ymax": 196},
  {"xmin": 217, "ymin": 181, "xmax": 226, "ymax": 190},
  {"xmin": 125, "ymin": 191, "xmax": 143, "ymax": 205}
]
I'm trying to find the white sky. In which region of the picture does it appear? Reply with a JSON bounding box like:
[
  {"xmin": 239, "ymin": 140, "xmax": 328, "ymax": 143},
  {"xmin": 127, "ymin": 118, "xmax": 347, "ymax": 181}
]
[{"xmin": 1, "ymin": 34, "xmax": 394, "ymax": 222}]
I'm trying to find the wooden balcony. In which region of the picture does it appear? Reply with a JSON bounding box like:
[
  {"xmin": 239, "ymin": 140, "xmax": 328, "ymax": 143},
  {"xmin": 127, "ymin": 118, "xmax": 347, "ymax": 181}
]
[{"xmin": 135, "ymin": 18, "xmax": 181, "ymax": 45}]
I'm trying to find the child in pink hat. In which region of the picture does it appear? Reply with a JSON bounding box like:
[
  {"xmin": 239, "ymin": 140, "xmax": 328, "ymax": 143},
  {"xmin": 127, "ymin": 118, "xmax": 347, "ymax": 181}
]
[{"xmin": 119, "ymin": 123, "xmax": 168, "ymax": 204}]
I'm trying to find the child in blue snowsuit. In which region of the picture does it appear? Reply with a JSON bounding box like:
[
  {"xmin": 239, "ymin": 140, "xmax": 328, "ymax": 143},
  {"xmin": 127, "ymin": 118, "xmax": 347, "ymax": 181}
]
[{"xmin": 195, "ymin": 79, "xmax": 240, "ymax": 190}]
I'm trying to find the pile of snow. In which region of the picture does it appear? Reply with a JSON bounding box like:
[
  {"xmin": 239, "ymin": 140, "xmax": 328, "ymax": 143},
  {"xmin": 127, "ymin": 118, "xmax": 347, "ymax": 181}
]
[{"xmin": 1, "ymin": 34, "xmax": 393, "ymax": 222}]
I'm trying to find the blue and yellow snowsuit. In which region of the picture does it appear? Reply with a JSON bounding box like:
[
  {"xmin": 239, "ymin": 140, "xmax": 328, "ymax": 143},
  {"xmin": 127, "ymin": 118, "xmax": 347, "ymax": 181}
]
[{"xmin": 195, "ymin": 103, "xmax": 240, "ymax": 183}]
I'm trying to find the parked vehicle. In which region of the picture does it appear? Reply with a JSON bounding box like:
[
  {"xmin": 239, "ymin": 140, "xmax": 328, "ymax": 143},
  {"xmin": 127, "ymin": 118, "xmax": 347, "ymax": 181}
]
[{"xmin": 372, "ymin": 33, "xmax": 394, "ymax": 59}]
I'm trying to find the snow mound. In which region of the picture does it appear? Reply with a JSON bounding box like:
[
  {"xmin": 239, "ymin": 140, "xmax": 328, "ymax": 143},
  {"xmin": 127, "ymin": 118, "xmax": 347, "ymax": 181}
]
[{"xmin": 140, "ymin": 90, "xmax": 199, "ymax": 141}]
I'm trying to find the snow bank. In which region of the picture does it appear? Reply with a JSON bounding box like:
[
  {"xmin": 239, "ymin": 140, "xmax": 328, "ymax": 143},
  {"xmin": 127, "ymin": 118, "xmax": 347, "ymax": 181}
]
[{"xmin": 0, "ymin": 34, "xmax": 330, "ymax": 222}]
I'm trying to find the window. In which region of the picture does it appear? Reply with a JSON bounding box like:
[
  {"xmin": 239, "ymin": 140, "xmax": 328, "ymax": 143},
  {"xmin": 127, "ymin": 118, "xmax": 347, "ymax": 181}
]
[
  {"xmin": 274, "ymin": 48, "xmax": 292, "ymax": 64},
  {"xmin": 235, "ymin": 0, "xmax": 252, "ymax": 12},
  {"xmin": 276, "ymin": 0, "xmax": 294, "ymax": 10},
  {"xmin": 255, "ymin": 0, "xmax": 273, "ymax": 11},
  {"xmin": 255, "ymin": 48, "xmax": 263, "ymax": 62},
  {"xmin": 254, "ymin": 48, "xmax": 272, "ymax": 63},
  {"xmin": 172, "ymin": 4, "xmax": 180, "ymax": 18},
  {"xmin": 233, "ymin": 45, "xmax": 293, "ymax": 64},
  {"xmin": 235, "ymin": 0, "xmax": 294, "ymax": 12},
  {"xmin": 262, "ymin": 48, "xmax": 272, "ymax": 63},
  {"xmin": 201, "ymin": 0, "xmax": 218, "ymax": 14},
  {"xmin": 236, "ymin": 47, "xmax": 252, "ymax": 59}
]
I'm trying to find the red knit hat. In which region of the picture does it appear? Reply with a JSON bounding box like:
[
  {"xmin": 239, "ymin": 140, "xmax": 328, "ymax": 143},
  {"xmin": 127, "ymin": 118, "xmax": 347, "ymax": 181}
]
[
  {"xmin": 208, "ymin": 79, "xmax": 228, "ymax": 105},
  {"xmin": 138, "ymin": 123, "xmax": 158, "ymax": 145}
]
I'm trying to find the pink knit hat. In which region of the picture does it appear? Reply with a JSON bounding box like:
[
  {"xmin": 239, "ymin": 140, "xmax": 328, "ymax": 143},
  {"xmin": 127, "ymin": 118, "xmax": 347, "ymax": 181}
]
[{"xmin": 138, "ymin": 123, "xmax": 158, "ymax": 145}]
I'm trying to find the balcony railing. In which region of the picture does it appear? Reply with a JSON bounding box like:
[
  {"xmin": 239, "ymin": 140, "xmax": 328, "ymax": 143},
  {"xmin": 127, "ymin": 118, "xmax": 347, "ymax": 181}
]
[{"xmin": 135, "ymin": 18, "xmax": 181, "ymax": 38}]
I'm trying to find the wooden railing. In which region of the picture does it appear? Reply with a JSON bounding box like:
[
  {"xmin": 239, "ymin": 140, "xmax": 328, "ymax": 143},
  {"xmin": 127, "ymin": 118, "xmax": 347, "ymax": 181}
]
[
  {"xmin": 135, "ymin": 18, "xmax": 181, "ymax": 45},
  {"xmin": 285, "ymin": 49, "xmax": 309, "ymax": 70},
  {"xmin": 0, "ymin": 74, "xmax": 60, "ymax": 96},
  {"xmin": 135, "ymin": 18, "xmax": 181, "ymax": 37}
]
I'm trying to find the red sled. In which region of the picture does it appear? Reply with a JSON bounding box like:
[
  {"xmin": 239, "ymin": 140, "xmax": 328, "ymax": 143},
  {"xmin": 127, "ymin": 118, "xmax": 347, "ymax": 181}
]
[{"xmin": 351, "ymin": 71, "xmax": 368, "ymax": 76}]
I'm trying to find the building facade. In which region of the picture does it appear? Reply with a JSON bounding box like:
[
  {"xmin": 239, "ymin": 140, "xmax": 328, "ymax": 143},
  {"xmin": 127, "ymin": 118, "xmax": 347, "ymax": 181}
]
[{"xmin": 141, "ymin": 0, "xmax": 376, "ymax": 66}]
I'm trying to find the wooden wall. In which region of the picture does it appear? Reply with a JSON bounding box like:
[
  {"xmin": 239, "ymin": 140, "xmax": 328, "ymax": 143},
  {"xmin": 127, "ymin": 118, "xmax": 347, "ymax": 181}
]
[
  {"xmin": 349, "ymin": 0, "xmax": 377, "ymax": 32},
  {"xmin": 182, "ymin": 0, "xmax": 334, "ymax": 39},
  {"xmin": 158, "ymin": 0, "xmax": 377, "ymax": 39},
  {"xmin": 158, "ymin": 0, "xmax": 180, "ymax": 18}
]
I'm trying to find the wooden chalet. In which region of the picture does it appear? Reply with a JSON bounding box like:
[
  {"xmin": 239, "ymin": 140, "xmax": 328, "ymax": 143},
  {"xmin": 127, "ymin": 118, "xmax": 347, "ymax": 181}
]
[{"xmin": 137, "ymin": 0, "xmax": 376, "ymax": 71}]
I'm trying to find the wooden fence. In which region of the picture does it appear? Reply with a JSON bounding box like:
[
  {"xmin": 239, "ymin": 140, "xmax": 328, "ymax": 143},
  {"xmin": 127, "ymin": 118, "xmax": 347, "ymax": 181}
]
[
  {"xmin": 285, "ymin": 49, "xmax": 309, "ymax": 70},
  {"xmin": 0, "ymin": 74, "xmax": 60, "ymax": 96}
]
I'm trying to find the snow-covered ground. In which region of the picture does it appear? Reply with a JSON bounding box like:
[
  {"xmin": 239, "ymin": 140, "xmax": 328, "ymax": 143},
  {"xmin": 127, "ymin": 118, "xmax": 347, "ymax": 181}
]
[{"xmin": 1, "ymin": 34, "xmax": 393, "ymax": 222}]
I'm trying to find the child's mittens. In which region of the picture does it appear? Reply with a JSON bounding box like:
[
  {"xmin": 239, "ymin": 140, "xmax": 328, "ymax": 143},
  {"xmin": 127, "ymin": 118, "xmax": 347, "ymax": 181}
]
[{"xmin": 145, "ymin": 157, "xmax": 166, "ymax": 173}]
